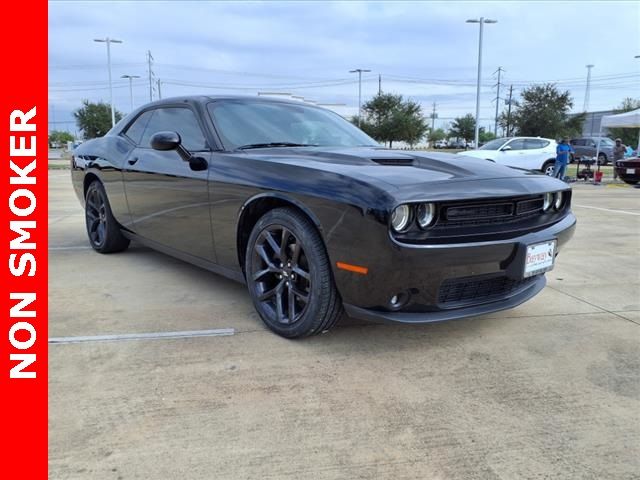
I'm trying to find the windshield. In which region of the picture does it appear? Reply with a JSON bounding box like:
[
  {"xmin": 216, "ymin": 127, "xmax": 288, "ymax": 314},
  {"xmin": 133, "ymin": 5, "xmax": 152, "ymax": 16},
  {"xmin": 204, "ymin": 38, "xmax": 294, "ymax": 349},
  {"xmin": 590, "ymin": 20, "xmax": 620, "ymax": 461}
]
[
  {"xmin": 207, "ymin": 100, "xmax": 378, "ymax": 150},
  {"xmin": 479, "ymin": 138, "xmax": 510, "ymax": 150},
  {"xmin": 599, "ymin": 138, "xmax": 614, "ymax": 147}
]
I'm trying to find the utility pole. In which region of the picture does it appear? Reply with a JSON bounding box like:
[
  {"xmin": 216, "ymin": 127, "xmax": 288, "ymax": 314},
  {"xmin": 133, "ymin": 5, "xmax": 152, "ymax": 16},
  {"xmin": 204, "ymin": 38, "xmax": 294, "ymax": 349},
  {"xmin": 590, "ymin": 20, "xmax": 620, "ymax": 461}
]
[
  {"xmin": 583, "ymin": 64, "xmax": 594, "ymax": 111},
  {"xmin": 430, "ymin": 102, "xmax": 437, "ymax": 132},
  {"xmin": 493, "ymin": 66, "xmax": 504, "ymax": 136},
  {"xmin": 121, "ymin": 74, "xmax": 140, "ymax": 112},
  {"xmin": 466, "ymin": 17, "xmax": 498, "ymax": 149},
  {"xmin": 94, "ymin": 37, "xmax": 123, "ymax": 127},
  {"xmin": 506, "ymin": 85, "xmax": 513, "ymax": 137},
  {"xmin": 378, "ymin": 74, "xmax": 382, "ymax": 95},
  {"xmin": 147, "ymin": 50, "xmax": 154, "ymax": 102},
  {"xmin": 349, "ymin": 68, "xmax": 371, "ymax": 127},
  {"xmin": 157, "ymin": 79, "xmax": 162, "ymax": 99}
]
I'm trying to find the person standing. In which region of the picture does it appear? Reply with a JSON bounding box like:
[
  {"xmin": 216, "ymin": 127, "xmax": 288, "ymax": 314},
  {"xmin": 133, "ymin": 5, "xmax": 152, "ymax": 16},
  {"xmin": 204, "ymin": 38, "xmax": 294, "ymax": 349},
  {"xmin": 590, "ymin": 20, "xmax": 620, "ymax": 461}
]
[
  {"xmin": 612, "ymin": 138, "xmax": 626, "ymax": 181},
  {"xmin": 554, "ymin": 137, "xmax": 573, "ymax": 181}
]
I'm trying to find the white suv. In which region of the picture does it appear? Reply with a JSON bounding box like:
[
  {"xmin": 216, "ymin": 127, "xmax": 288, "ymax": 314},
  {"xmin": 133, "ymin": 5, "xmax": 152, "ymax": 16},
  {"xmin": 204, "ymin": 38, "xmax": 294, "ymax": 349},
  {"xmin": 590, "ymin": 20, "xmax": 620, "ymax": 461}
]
[{"xmin": 459, "ymin": 137, "xmax": 558, "ymax": 175}]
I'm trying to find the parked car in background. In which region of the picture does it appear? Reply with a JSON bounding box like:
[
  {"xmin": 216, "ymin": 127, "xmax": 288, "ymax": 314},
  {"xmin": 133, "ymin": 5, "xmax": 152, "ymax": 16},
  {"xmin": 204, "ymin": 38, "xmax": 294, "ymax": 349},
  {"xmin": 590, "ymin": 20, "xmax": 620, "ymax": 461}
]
[
  {"xmin": 71, "ymin": 96, "xmax": 575, "ymax": 338},
  {"xmin": 434, "ymin": 139, "xmax": 448, "ymax": 149},
  {"xmin": 570, "ymin": 137, "xmax": 615, "ymax": 164},
  {"xmin": 447, "ymin": 139, "xmax": 467, "ymax": 149},
  {"xmin": 614, "ymin": 157, "xmax": 640, "ymax": 185},
  {"xmin": 458, "ymin": 137, "xmax": 558, "ymax": 175}
]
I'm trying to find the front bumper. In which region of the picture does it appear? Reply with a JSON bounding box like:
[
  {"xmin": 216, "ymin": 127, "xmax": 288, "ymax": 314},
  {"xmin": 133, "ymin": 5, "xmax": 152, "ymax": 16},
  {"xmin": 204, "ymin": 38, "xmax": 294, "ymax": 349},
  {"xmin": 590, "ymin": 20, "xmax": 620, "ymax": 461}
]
[
  {"xmin": 335, "ymin": 213, "xmax": 576, "ymax": 324},
  {"xmin": 345, "ymin": 275, "xmax": 545, "ymax": 323}
]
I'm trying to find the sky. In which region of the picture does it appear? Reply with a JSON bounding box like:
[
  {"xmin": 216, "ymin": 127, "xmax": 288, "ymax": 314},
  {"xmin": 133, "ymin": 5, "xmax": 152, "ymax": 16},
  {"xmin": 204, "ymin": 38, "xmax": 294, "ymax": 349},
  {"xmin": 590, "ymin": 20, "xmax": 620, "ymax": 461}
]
[{"xmin": 49, "ymin": 0, "xmax": 640, "ymax": 136}]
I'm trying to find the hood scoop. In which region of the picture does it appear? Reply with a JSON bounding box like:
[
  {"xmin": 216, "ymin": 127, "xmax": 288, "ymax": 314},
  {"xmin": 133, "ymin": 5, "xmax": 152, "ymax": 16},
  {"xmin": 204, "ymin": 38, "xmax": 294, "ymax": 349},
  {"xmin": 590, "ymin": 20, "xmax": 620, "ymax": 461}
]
[{"xmin": 370, "ymin": 157, "xmax": 415, "ymax": 166}]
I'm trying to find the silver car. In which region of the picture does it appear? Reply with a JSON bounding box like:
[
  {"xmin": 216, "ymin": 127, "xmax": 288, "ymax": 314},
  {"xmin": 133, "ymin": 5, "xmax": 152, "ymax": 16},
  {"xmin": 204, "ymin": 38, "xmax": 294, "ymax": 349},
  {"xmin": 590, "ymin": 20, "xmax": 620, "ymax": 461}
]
[{"xmin": 569, "ymin": 137, "xmax": 615, "ymax": 165}]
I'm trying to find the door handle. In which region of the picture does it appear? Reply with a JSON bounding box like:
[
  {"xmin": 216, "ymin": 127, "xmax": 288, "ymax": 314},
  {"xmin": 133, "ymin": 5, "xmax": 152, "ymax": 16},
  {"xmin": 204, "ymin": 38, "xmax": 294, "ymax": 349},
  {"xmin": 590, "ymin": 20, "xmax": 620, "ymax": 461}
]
[{"xmin": 128, "ymin": 157, "xmax": 139, "ymax": 165}]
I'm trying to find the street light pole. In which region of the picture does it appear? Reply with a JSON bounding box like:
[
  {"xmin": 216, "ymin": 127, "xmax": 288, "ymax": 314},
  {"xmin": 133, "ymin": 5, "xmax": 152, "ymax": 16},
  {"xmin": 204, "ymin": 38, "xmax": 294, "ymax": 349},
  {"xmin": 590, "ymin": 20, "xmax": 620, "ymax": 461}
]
[
  {"xmin": 349, "ymin": 68, "xmax": 371, "ymax": 127},
  {"xmin": 121, "ymin": 74, "xmax": 140, "ymax": 112},
  {"xmin": 94, "ymin": 37, "xmax": 123, "ymax": 127},
  {"xmin": 466, "ymin": 18, "xmax": 497, "ymax": 149},
  {"xmin": 584, "ymin": 64, "xmax": 594, "ymax": 112}
]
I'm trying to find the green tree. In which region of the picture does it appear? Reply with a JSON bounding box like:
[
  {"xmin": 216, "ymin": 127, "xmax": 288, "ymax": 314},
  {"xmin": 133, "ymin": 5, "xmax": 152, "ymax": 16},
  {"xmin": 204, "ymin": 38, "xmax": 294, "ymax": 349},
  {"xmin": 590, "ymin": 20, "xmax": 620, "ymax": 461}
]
[
  {"xmin": 48, "ymin": 130, "xmax": 74, "ymax": 147},
  {"xmin": 501, "ymin": 84, "xmax": 585, "ymax": 138},
  {"xmin": 479, "ymin": 128, "xmax": 496, "ymax": 144},
  {"xmin": 428, "ymin": 128, "xmax": 447, "ymax": 144},
  {"xmin": 74, "ymin": 100, "xmax": 123, "ymax": 139},
  {"xmin": 356, "ymin": 93, "xmax": 428, "ymax": 148},
  {"xmin": 449, "ymin": 114, "xmax": 475, "ymax": 142},
  {"xmin": 607, "ymin": 97, "xmax": 640, "ymax": 147}
]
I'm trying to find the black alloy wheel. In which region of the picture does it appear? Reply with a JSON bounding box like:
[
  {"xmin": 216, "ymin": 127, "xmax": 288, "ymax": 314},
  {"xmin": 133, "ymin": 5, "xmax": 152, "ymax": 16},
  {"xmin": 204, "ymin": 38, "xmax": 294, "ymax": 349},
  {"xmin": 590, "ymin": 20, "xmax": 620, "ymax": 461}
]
[
  {"xmin": 86, "ymin": 185, "xmax": 107, "ymax": 248},
  {"xmin": 85, "ymin": 181, "xmax": 130, "ymax": 253},
  {"xmin": 246, "ymin": 207, "xmax": 342, "ymax": 338},
  {"xmin": 251, "ymin": 224, "xmax": 311, "ymax": 325}
]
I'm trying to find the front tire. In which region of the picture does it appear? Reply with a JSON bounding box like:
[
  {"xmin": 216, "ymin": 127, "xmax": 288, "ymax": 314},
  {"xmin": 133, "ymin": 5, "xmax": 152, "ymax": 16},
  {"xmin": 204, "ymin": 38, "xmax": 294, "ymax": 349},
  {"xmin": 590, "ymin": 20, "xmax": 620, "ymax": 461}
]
[
  {"xmin": 245, "ymin": 207, "xmax": 342, "ymax": 338},
  {"xmin": 85, "ymin": 180, "xmax": 130, "ymax": 253},
  {"xmin": 542, "ymin": 161, "xmax": 555, "ymax": 176}
]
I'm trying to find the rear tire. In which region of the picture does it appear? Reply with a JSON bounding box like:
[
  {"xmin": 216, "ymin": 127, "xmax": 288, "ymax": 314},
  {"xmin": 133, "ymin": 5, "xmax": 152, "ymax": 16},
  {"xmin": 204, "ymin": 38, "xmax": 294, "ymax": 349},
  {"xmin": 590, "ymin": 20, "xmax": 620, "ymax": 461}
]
[
  {"xmin": 542, "ymin": 161, "xmax": 555, "ymax": 176},
  {"xmin": 245, "ymin": 207, "xmax": 342, "ymax": 338},
  {"xmin": 85, "ymin": 180, "xmax": 130, "ymax": 253}
]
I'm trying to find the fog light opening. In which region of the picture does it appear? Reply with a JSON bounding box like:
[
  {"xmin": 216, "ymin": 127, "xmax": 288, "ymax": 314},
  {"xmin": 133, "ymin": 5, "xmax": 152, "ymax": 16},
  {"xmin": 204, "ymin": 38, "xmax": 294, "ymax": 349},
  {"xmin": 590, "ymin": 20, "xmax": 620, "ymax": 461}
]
[{"xmin": 389, "ymin": 291, "xmax": 411, "ymax": 310}]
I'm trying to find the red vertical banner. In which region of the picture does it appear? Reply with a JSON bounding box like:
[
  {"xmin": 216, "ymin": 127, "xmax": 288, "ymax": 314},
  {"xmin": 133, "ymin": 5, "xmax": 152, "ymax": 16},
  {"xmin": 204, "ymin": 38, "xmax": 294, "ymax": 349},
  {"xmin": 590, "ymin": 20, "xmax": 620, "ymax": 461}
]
[{"xmin": 1, "ymin": 0, "xmax": 48, "ymax": 477}]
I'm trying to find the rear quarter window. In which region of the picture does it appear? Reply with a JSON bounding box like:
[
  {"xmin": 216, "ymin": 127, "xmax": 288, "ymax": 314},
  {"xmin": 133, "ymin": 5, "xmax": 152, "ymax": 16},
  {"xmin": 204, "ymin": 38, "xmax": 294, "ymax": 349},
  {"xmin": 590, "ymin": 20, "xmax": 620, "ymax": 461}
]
[{"xmin": 122, "ymin": 110, "xmax": 154, "ymax": 145}]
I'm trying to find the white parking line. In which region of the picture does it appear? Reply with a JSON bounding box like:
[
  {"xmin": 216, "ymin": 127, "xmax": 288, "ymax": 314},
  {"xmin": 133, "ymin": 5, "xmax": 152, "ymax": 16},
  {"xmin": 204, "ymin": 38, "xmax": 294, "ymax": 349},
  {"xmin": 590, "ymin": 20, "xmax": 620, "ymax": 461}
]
[
  {"xmin": 49, "ymin": 328, "xmax": 236, "ymax": 344},
  {"xmin": 573, "ymin": 204, "xmax": 640, "ymax": 216}
]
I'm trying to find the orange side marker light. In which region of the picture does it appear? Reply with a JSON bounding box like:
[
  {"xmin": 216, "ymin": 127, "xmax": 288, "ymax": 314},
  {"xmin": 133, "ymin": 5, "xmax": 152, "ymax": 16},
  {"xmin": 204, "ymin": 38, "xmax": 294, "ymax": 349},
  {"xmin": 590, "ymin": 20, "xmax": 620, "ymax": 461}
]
[{"xmin": 336, "ymin": 262, "xmax": 368, "ymax": 275}]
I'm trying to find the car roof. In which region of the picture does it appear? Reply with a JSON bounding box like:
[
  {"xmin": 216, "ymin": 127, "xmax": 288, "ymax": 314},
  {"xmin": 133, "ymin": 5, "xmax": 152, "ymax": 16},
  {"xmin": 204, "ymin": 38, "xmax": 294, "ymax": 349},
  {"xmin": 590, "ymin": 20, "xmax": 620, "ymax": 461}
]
[
  {"xmin": 139, "ymin": 95, "xmax": 313, "ymax": 108},
  {"xmin": 501, "ymin": 136, "xmax": 555, "ymax": 141}
]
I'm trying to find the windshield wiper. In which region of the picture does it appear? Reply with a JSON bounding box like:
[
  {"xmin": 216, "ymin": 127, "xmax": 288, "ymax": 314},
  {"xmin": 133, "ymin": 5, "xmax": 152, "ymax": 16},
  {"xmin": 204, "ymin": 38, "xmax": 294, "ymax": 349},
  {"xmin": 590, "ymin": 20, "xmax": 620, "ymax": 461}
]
[{"xmin": 237, "ymin": 142, "xmax": 318, "ymax": 150}]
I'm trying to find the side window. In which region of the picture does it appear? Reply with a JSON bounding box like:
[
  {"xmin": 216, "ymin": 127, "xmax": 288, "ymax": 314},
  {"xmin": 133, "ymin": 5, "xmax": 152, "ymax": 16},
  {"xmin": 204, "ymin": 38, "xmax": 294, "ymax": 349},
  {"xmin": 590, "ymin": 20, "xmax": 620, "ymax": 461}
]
[
  {"xmin": 139, "ymin": 107, "xmax": 208, "ymax": 151},
  {"xmin": 507, "ymin": 139, "xmax": 526, "ymax": 150},
  {"xmin": 573, "ymin": 139, "xmax": 585, "ymax": 146},
  {"xmin": 122, "ymin": 110, "xmax": 154, "ymax": 145},
  {"xmin": 525, "ymin": 139, "xmax": 549, "ymax": 149}
]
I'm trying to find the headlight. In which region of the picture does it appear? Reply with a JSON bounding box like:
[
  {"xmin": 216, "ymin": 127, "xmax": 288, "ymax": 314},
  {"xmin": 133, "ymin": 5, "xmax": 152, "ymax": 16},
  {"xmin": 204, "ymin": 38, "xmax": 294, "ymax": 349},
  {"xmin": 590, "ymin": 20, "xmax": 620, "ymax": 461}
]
[
  {"xmin": 416, "ymin": 203, "xmax": 436, "ymax": 228},
  {"xmin": 390, "ymin": 204, "xmax": 411, "ymax": 232},
  {"xmin": 554, "ymin": 191, "xmax": 564, "ymax": 210},
  {"xmin": 543, "ymin": 192, "xmax": 553, "ymax": 211}
]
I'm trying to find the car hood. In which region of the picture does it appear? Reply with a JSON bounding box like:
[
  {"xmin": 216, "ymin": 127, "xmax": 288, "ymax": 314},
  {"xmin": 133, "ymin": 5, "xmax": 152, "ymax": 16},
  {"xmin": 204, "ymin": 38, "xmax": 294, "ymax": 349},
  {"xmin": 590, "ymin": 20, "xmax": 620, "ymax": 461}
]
[{"xmin": 242, "ymin": 146, "xmax": 542, "ymax": 187}]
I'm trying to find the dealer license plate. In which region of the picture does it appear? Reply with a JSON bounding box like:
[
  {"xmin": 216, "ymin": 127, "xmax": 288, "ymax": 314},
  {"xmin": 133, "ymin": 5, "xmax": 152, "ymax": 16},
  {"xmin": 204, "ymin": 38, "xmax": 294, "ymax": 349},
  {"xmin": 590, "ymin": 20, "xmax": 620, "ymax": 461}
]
[
  {"xmin": 627, "ymin": 168, "xmax": 636, "ymax": 174},
  {"xmin": 524, "ymin": 241, "xmax": 556, "ymax": 278}
]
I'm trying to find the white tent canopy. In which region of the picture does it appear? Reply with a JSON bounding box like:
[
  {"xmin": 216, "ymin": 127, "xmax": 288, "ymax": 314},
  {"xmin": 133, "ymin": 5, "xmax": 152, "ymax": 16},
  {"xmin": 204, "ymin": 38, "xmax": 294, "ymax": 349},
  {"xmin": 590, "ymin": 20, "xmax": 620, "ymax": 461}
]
[
  {"xmin": 596, "ymin": 108, "xmax": 640, "ymax": 155},
  {"xmin": 601, "ymin": 108, "xmax": 640, "ymax": 129}
]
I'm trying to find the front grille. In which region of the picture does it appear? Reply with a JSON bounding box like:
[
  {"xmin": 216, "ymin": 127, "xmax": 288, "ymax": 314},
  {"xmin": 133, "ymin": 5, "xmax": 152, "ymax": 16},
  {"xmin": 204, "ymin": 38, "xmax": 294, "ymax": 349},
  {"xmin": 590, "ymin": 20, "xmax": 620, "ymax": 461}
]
[
  {"xmin": 438, "ymin": 274, "xmax": 538, "ymax": 307},
  {"xmin": 446, "ymin": 203, "xmax": 513, "ymax": 220},
  {"xmin": 436, "ymin": 196, "xmax": 544, "ymax": 228}
]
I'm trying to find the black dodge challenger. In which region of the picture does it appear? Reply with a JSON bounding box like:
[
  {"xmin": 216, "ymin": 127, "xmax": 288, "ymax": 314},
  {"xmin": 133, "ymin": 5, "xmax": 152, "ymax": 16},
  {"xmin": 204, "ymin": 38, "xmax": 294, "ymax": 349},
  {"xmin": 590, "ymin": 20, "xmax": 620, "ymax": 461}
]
[{"xmin": 71, "ymin": 96, "xmax": 576, "ymax": 338}]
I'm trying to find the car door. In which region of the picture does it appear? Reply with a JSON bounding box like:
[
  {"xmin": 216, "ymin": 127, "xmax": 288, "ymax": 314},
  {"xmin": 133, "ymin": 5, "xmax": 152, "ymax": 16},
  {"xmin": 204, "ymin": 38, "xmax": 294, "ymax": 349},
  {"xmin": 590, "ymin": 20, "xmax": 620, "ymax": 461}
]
[
  {"xmin": 494, "ymin": 138, "xmax": 527, "ymax": 168},
  {"xmin": 122, "ymin": 106, "xmax": 216, "ymax": 262},
  {"xmin": 524, "ymin": 139, "xmax": 553, "ymax": 168},
  {"xmin": 571, "ymin": 139, "xmax": 585, "ymax": 158}
]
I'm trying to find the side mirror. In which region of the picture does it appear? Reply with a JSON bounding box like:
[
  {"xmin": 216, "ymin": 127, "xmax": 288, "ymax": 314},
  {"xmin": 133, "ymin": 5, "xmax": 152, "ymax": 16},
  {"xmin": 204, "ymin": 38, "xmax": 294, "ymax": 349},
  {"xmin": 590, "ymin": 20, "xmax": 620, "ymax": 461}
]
[
  {"xmin": 501, "ymin": 145, "xmax": 512, "ymax": 151},
  {"xmin": 150, "ymin": 131, "xmax": 181, "ymax": 151},
  {"xmin": 150, "ymin": 131, "xmax": 196, "ymax": 164}
]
